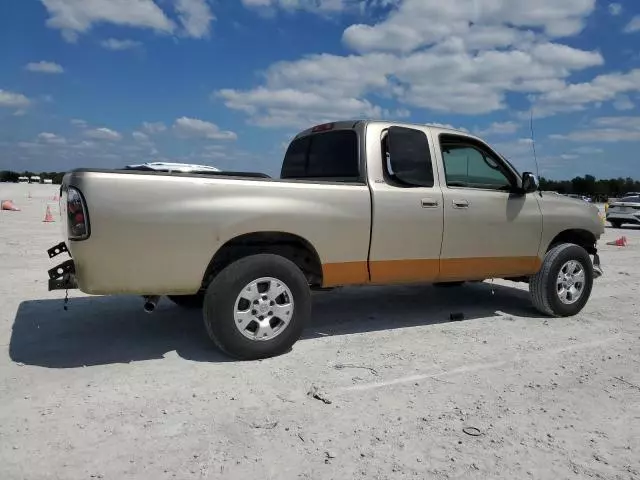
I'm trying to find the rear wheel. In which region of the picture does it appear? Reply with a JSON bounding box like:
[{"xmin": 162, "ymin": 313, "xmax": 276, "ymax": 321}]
[
  {"xmin": 609, "ymin": 220, "xmax": 622, "ymax": 228},
  {"xmin": 529, "ymin": 243, "xmax": 594, "ymax": 317},
  {"xmin": 203, "ymin": 254, "xmax": 311, "ymax": 360},
  {"xmin": 167, "ymin": 293, "xmax": 204, "ymax": 309}
]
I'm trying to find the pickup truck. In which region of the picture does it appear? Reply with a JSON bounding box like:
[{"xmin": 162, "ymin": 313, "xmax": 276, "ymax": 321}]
[{"xmin": 47, "ymin": 120, "xmax": 605, "ymax": 359}]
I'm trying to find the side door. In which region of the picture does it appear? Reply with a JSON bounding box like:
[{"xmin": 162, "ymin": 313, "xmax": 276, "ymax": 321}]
[
  {"xmin": 434, "ymin": 132, "xmax": 543, "ymax": 281},
  {"xmin": 367, "ymin": 124, "xmax": 444, "ymax": 284}
]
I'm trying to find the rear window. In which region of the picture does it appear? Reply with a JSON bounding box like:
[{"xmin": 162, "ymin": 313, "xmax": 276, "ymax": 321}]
[{"xmin": 281, "ymin": 130, "xmax": 360, "ymax": 182}]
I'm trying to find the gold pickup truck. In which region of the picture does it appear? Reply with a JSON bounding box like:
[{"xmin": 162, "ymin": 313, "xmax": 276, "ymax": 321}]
[{"xmin": 47, "ymin": 120, "xmax": 604, "ymax": 359}]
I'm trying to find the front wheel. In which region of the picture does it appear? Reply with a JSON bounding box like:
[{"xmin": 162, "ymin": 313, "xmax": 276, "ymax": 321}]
[
  {"xmin": 529, "ymin": 243, "xmax": 594, "ymax": 317},
  {"xmin": 203, "ymin": 254, "xmax": 311, "ymax": 360},
  {"xmin": 609, "ymin": 220, "xmax": 622, "ymax": 228}
]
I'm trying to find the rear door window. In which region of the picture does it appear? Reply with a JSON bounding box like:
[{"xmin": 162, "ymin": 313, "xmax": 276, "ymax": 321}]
[{"xmin": 281, "ymin": 130, "xmax": 360, "ymax": 181}]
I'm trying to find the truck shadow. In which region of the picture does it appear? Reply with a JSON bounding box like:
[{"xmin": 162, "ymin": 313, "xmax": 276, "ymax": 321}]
[{"xmin": 10, "ymin": 282, "xmax": 539, "ymax": 369}]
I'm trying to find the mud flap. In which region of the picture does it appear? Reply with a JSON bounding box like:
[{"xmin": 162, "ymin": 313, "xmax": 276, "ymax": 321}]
[{"xmin": 593, "ymin": 253, "xmax": 603, "ymax": 279}]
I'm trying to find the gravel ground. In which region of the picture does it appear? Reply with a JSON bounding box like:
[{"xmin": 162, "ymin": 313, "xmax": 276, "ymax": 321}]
[{"xmin": 1, "ymin": 183, "xmax": 639, "ymax": 480}]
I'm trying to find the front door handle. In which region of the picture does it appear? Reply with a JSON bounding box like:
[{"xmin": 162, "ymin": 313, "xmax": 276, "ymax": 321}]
[
  {"xmin": 421, "ymin": 198, "xmax": 439, "ymax": 208},
  {"xmin": 452, "ymin": 199, "xmax": 469, "ymax": 209}
]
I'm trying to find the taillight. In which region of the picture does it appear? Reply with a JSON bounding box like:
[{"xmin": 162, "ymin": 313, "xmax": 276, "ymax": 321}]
[{"xmin": 67, "ymin": 187, "xmax": 89, "ymax": 240}]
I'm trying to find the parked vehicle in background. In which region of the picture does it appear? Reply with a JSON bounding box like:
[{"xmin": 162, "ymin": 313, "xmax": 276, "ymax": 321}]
[
  {"xmin": 566, "ymin": 194, "xmax": 592, "ymax": 203},
  {"xmin": 607, "ymin": 195, "xmax": 640, "ymax": 228},
  {"xmin": 47, "ymin": 120, "xmax": 605, "ymax": 359}
]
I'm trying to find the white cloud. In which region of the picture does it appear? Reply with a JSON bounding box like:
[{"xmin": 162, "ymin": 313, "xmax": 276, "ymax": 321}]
[
  {"xmin": 241, "ymin": 0, "xmax": 351, "ymax": 13},
  {"xmin": 71, "ymin": 140, "xmax": 98, "ymax": 150},
  {"xmin": 571, "ymin": 146, "xmax": 603, "ymax": 154},
  {"xmin": 174, "ymin": 0, "xmax": 214, "ymax": 38},
  {"xmin": 218, "ymin": 40, "xmax": 605, "ymax": 124},
  {"xmin": 173, "ymin": 117, "xmax": 237, "ymax": 140},
  {"xmin": 0, "ymin": 89, "xmax": 31, "ymax": 108},
  {"xmin": 71, "ymin": 118, "xmax": 88, "ymax": 128},
  {"xmin": 84, "ymin": 127, "xmax": 122, "ymax": 141},
  {"xmin": 40, "ymin": 0, "xmax": 175, "ymax": 42},
  {"xmin": 217, "ymin": 0, "xmax": 608, "ymax": 126},
  {"xmin": 25, "ymin": 61, "xmax": 64, "ymax": 74},
  {"xmin": 608, "ymin": 3, "xmax": 622, "ymax": 16},
  {"xmin": 100, "ymin": 38, "xmax": 143, "ymax": 50},
  {"xmin": 218, "ymin": 87, "xmax": 384, "ymax": 129},
  {"xmin": 342, "ymin": 0, "xmax": 596, "ymax": 53},
  {"xmin": 624, "ymin": 16, "xmax": 640, "ymax": 33},
  {"xmin": 475, "ymin": 121, "xmax": 520, "ymax": 136},
  {"xmin": 613, "ymin": 96, "xmax": 635, "ymax": 111},
  {"xmin": 37, "ymin": 132, "xmax": 66, "ymax": 145},
  {"xmin": 142, "ymin": 121, "xmax": 167, "ymax": 134},
  {"xmin": 132, "ymin": 131, "xmax": 150, "ymax": 142},
  {"xmin": 550, "ymin": 116, "xmax": 640, "ymax": 142},
  {"xmin": 533, "ymin": 69, "xmax": 640, "ymax": 117}
]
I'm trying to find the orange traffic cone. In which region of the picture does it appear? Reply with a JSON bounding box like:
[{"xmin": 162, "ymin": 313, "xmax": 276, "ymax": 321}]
[
  {"xmin": 43, "ymin": 205, "xmax": 54, "ymax": 223},
  {"xmin": 1, "ymin": 199, "xmax": 20, "ymax": 211},
  {"xmin": 606, "ymin": 236, "xmax": 627, "ymax": 247}
]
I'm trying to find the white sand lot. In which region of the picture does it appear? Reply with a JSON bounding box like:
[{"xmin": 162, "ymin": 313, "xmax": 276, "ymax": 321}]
[{"xmin": 1, "ymin": 182, "xmax": 639, "ymax": 479}]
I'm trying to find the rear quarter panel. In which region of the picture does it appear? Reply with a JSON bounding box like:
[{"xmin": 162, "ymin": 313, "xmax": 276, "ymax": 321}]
[{"xmin": 66, "ymin": 171, "xmax": 371, "ymax": 295}]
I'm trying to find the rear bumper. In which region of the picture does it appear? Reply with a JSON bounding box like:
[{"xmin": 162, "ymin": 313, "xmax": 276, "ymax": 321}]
[{"xmin": 47, "ymin": 242, "xmax": 78, "ymax": 291}]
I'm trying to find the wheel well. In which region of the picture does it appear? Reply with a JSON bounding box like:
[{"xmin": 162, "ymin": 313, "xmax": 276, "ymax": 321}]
[
  {"xmin": 548, "ymin": 229, "xmax": 597, "ymax": 255},
  {"xmin": 201, "ymin": 232, "xmax": 323, "ymax": 289}
]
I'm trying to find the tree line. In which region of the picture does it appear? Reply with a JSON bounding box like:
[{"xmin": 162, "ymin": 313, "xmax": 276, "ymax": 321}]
[
  {"xmin": 539, "ymin": 175, "xmax": 640, "ymax": 200},
  {"xmin": 2, "ymin": 170, "xmax": 639, "ymax": 199}
]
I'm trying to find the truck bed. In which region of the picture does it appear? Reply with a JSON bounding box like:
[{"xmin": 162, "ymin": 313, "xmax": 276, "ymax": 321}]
[{"xmin": 61, "ymin": 169, "xmax": 372, "ymax": 295}]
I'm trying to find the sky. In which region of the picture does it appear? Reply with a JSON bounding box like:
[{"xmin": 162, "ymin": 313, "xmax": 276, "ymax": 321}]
[{"xmin": 0, "ymin": 0, "xmax": 639, "ymax": 179}]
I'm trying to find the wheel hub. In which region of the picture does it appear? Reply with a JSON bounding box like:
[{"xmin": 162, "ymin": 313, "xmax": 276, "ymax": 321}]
[
  {"xmin": 556, "ymin": 260, "xmax": 586, "ymax": 305},
  {"xmin": 233, "ymin": 277, "xmax": 294, "ymax": 342}
]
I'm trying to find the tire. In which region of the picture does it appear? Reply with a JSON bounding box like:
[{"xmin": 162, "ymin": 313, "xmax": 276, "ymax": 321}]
[
  {"xmin": 529, "ymin": 243, "xmax": 594, "ymax": 317},
  {"xmin": 167, "ymin": 293, "xmax": 204, "ymax": 309},
  {"xmin": 609, "ymin": 221, "xmax": 622, "ymax": 228},
  {"xmin": 202, "ymin": 254, "xmax": 311, "ymax": 360}
]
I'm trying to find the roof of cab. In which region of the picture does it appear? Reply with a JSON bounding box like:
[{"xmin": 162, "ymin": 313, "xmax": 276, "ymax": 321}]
[{"xmin": 294, "ymin": 119, "xmax": 475, "ymax": 140}]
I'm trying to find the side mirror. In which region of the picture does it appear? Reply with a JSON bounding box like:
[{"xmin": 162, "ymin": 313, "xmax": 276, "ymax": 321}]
[{"xmin": 521, "ymin": 172, "xmax": 539, "ymax": 193}]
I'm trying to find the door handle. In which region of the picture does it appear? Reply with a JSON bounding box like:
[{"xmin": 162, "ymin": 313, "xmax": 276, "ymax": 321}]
[
  {"xmin": 421, "ymin": 198, "xmax": 439, "ymax": 208},
  {"xmin": 452, "ymin": 199, "xmax": 469, "ymax": 209}
]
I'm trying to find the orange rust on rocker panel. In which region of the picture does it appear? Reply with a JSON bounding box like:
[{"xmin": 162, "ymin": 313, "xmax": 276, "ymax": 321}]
[
  {"xmin": 321, "ymin": 262, "xmax": 369, "ymax": 287},
  {"xmin": 321, "ymin": 256, "xmax": 542, "ymax": 288}
]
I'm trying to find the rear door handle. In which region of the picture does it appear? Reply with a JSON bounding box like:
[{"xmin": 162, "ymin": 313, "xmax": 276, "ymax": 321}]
[
  {"xmin": 421, "ymin": 198, "xmax": 439, "ymax": 208},
  {"xmin": 452, "ymin": 199, "xmax": 469, "ymax": 209}
]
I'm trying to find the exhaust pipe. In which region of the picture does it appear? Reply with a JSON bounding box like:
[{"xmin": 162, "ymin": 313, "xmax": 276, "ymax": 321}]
[{"xmin": 143, "ymin": 295, "xmax": 161, "ymax": 313}]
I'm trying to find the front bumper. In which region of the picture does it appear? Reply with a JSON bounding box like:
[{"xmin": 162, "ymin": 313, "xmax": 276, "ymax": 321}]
[{"xmin": 47, "ymin": 242, "xmax": 78, "ymax": 291}]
